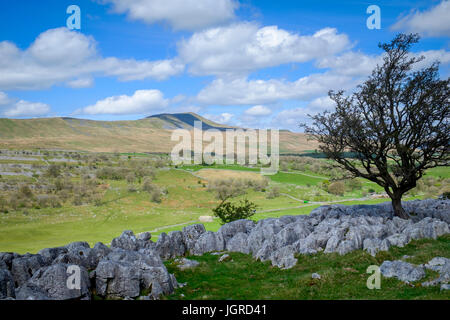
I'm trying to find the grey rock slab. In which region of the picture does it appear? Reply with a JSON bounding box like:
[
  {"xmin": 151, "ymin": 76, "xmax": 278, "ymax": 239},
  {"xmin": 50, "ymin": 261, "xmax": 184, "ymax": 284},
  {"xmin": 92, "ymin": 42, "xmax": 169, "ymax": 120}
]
[
  {"xmin": 191, "ymin": 231, "xmax": 225, "ymax": 256},
  {"xmin": 175, "ymin": 258, "xmax": 200, "ymax": 271},
  {"xmin": 156, "ymin": 231, "xmax": 186, "ymax": 260},
  {"xmin": 226, "ymin": 232, "xmax": 250, "ymax": 254},
  {"xmin": 28, "ymin": 263, "xmax": 91, "ymax": 300},
  {"xmin": 380, "ymin": 260, "xmax": 426, "ymax": 283},
  {"xmin": 269, "ymin": 245, "xmax": 297, "ymax": 269},
  {"xmin": 11, "ymin": 254, "xmax": 50, "ymax": 287},
  {"xmin": 182, "ymin": 224, "xmax": 206, "ymax": 253},
  {"xmin": 0, "ymin": 269, "xmax": 15, "ymax": 299}
]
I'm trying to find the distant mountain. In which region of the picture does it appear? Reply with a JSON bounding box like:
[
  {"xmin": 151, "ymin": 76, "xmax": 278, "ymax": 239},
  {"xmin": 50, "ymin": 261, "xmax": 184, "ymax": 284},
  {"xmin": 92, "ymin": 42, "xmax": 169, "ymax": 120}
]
[
  {"xmin": 147, "ymin": 112, "xmax": 236, "ymax": 131},
  {"xmin": 0, "ymin": 113, "xmax": 317, "ymax": 153}
]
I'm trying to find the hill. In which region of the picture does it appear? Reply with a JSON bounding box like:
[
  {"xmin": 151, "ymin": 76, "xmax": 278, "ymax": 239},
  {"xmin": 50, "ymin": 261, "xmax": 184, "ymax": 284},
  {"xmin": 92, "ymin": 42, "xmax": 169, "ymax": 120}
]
[{"xmin": 0, "ymin": 113, "xmax": 318, "ymax": 153}]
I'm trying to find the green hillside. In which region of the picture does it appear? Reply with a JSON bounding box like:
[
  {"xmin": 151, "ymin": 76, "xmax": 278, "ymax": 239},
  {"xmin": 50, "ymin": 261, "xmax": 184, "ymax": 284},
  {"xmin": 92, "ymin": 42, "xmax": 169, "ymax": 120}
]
[{"xmin": 0, "ymin": 113, "xmax": 318, "ymax": 153}]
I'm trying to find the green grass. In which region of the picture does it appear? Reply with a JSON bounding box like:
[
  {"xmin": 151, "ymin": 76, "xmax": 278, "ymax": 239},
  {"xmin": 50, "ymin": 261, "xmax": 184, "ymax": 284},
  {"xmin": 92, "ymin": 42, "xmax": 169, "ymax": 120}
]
[
  {"xmin": 165, "ymin": 235, "xmax": 450, "ymax": 300},
  {"xmin": 179, "ymin": 164, "xmax": 260, "ymax": 172},
  {"xmin": 0, "ymin": 163, "xmax": 426, "ymax": 254},
  {"xmin": 426, "ymin": 167, "xmax": 450, "ymax": 179},
  {"xmin": 268, "ymin": 172, "xmax": 325, "ymax": 186}
]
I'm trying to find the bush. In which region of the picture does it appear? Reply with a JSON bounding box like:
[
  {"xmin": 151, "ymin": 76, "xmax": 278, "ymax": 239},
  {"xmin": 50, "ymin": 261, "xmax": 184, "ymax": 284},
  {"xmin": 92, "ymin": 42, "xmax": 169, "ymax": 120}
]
[
  {"xmin": 213, "ymin": 199, "xmax": 257, "ymax": 225},
  {"xmin": 126, "ymin": 173, "xmax": 136, "ymax": 184},
  {"xmin": 347, "ymin": 178, "xmax": 363, "ymax": 190},
  {"xmin": 142, "ymin": 177, "xmax": 156, "ymax": 192},
  {"xmin": 328, "ymin": 181, "xmax": 345, "ymax": 196},
  {"xmin": 46, "ymin": 164, "xmax": 61, "ymax": 178},
  {"xmin": 207, "ymin": 178, "xmax": 248, "ymax": 200},
  {"xmin": 266, "ymin": 186, "xmax": 280, "ymax": 199},
  {"xmin": 440, "ymin": 191, "xmax": 450, "ymax": 200},
  {"xmin": 19, "ymin": 185, "xmax": 34, "ymax": 198},
  {"xmin": 150, "ymin": 190, "xmax": 162, "ymax": 203},
  {"xmin": 37, "ymin": 194, "xmax": 61, "ymax": 208},
  {"xmin": 127, "ymin": 184, "xmax": 138, "ymax": 192}
]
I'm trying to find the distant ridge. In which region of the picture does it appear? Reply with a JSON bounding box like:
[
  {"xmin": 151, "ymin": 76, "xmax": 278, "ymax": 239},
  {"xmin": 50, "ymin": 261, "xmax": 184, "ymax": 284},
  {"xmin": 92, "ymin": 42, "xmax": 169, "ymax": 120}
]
[
  {"xmin": 0, "ymin": 113, "xmax": 317, "ymax": 153},
  {"xmin": 147, "ymin": 112, "xmax": 236, "ymax": 131}
]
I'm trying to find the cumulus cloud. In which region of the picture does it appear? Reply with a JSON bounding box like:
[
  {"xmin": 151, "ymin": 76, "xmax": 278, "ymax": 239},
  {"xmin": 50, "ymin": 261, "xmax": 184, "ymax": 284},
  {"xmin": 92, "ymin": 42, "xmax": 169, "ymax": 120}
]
[
  {"xmin": 202, "ymin": 112, "xmax": 234, "ymax": 124},
  {"xmin": 0, "ymin": 28, "xmax": 184, "ymax": 91},
  {"xmin": 271, "ymin": 108, "xmax": 309, "ymax": 131},
  {"xmin": 99, "ymin": 0, "xmax": 238, "ymax": 31},
  {"xmin": 308, "ymin": 96, "xmax": 336, "ymax": 110},
  {"xmin": 0, "ymin": 92, "xmax": 50, "ymax": 118},
  {"xmin": 66, "ymin": 78, "xmax": 94, "ymax": 89},
  {"xmin": 76, "ymin": 89, "xmax": 168, "ymax": 115},
  {"xmin": 391, "ymin": 1, "xmax": 450, "ymax": 37},
  {"xmin": 316, "ymin": 51, "xmax": 381, "ymax": 76},
  {"xmin": 179, "ymin": 23, "xmax": 351, "ymax": 76},
  {"xmin": 197, "ymin": 73, "xmax": 358, "ymax": 106},
  {"xmin": 244, "ymin": 105, "xmax": 272, "ymax": 116}
]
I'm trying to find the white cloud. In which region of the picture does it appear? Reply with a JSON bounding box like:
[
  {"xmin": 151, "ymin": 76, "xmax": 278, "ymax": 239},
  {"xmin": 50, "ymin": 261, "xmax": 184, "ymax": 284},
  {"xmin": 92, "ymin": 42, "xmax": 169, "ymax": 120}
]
[
  {"xmin": 99, "ymin": 57, "xmax": 184, "ymax": 81},
  {"xmin": 203, "ymin": 112, "xmax": 234, "ymax": 124},
  {"xmin": 307, "ymin": 96, "xmax": 336, "ymax": 110},
  {"xmin": 271, "ymin": 108, "xmax": 309, "ymax": 131},
  {"xmin": 0, "ymin": 92, "xmax": 50, "ymax": 118},
  {"xmin": 179, "ymin": 23, "xmax": 351, "ymax": 76},
  {"xmin": 197, "ymin": 73, "xmax": 357, "ymax": 106},
  {"xmin": 99, "ymin": 0, "xmax": 238, "ymax": 31},
  {"xmin": 76, "ymin": 89, "xmax": 168, "ymax": 115},
  {"xmin": 66, "ymin": 78, "xmax": 94, "ymax": 88},
  {"xmin": 414, "ymin": 49, "xmax": 450, "ymax": 68},
  {"xmin": 244, "ymin": 105, "xmax": 272, "ymax": 116},
  {"xmin": 391, "ymin": 1, "xmax": 450, "ymax": 37},
  {"xmin": 316, "ymin": 51, "xmax": 381, "ymax": 76},
  {"xmin": 0, "ymin": 28, "xmax": 184, "ymax": 91},
  {"xmin": 0, "ymin": 92, "xmax": 13, "ymax": 106}
]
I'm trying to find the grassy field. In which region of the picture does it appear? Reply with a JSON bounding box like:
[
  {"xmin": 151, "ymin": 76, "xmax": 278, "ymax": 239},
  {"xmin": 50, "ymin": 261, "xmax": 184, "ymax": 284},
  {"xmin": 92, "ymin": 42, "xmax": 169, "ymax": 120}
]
[
  {"xmin": 165, "ymin": 235, "xmax": 450, "ymax": 300},
  {"xmin": 0, "ymin": 154, "xmax": 448, "ymax": 254},
  {"xmin": 0, "ymin": 115, "xmax": 317, "ymax": 154}
]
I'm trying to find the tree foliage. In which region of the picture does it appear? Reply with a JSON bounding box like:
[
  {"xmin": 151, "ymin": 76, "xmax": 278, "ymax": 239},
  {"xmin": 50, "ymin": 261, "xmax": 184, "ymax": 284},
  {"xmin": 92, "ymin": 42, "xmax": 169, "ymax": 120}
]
[
  {"xmin": 213, "ymin": 198, "xmax": 258, "ymax": 225},
  {"xmin": 304, "ymin": 34, "xmax": 449, "ymax": 219}
]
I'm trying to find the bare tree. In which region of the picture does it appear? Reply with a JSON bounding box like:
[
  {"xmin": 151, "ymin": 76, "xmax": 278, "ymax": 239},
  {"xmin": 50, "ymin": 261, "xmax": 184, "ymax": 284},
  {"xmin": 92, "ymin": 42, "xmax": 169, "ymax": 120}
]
[{"xmin": 304, "ymin": 34, "xmax": 449, "ymax": 219}]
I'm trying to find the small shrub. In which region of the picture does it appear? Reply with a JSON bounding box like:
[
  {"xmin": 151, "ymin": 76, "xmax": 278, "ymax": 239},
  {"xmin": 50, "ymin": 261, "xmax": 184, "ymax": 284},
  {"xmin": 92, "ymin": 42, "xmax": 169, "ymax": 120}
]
[
  {"xmin": 266, "ymin": 186, "xmax": 281, "ymax": 199},
  {"xmin": 46, "ymin": 164, "xmax": 61, "ymax": 178},
  {"xmin": 150, "ymin": 190, "xmax": 162, "ymax": 203},
  {"xmin": 213, "ymin": 199, "xmax": 257, "ymax": 225},
  {"xmin": 127, "ymin": 184, "xmax": 138, "ymax": 193},
  {"xmin": 328, "ymin": 181, "xmax": 345, "ymax": 196},
  {"xmin": 126, "ymin": 173, "xmax": 136, "ymax": 184},
  {"xmin": 19, "ymin": 185, "xmax": 34, "ymax": 198}
]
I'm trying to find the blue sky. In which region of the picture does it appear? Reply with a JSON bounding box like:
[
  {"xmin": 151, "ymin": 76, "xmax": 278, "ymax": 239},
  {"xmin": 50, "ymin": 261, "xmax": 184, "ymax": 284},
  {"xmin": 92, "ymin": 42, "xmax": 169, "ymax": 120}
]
[{"xmin": 0, "ymin": 0, "xmax": 449, "ymax": 131}]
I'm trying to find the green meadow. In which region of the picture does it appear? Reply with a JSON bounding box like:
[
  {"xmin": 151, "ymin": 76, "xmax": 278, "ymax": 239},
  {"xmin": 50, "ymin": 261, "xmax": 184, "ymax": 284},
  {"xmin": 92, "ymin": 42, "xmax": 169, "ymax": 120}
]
[{"xmin": 1, "ymin": 156, "xmax": 447, "ymax": 254}]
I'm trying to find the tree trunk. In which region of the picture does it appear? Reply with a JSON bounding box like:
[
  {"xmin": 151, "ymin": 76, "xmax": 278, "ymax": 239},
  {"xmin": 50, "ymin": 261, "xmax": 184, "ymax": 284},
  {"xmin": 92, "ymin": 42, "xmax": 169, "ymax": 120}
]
[{"xmin": 391, "ymin": 196, "xmax": 410, "ymax": 219}]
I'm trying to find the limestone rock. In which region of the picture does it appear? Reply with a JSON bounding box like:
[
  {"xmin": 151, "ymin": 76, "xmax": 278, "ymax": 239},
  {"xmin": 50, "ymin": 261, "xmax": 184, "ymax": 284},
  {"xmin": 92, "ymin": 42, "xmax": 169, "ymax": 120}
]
[{"xmin": 380, "ymin": 260, "xmax": 426, "ymax": 282}]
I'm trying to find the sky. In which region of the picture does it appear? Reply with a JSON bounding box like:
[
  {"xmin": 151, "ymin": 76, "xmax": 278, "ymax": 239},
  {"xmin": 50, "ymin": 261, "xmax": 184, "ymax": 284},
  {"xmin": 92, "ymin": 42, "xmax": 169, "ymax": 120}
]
[{"xmin": 0, "ymin": 0, "xmax": 449, "ymax": 131}]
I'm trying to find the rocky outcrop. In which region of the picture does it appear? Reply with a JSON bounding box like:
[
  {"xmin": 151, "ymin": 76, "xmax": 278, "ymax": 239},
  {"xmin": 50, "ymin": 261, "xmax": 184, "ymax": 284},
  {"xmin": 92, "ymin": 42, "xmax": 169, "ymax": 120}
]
[
  {"xmin": 0, "ymin": 269, "xmax": 15, "ymax": 299},
  {"xmin": 175, "ymin": 258, "xmax": 200, "ymax": 270},
  {"xmin": 156, "ymin": 231, "xmax": 186, "ymax": 260},
  {"xmin": 1, "ymin": 199, "xmax": 448, "ymax": 300},
  {"xmin": 94, "ymin": 248, "xmax": 176, "ymax": 300},
  {"xmin": 19, "ymin": 263, "xmax": 91, "ymax": 300},
  {"xmin": 182, "ymin": 224, "xmax": 206, "ymax": 253},
  {"xmin": 2, "ymin": 230, "xmax": 176, "ymax": 300},
  {"xmin": 380, "ymin": 256, "xmax": 450, "ymax": 290},
  {"xmin": 185, "ymin": 199, "xmax": 448, "ymax": 269},
  {"xmin": 380, "ymin": 260, "xmax": 426, "ymax": 282},
  {"xmin": 421, "ymin": 257, "xmax": 450, "ymax": 289}
]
